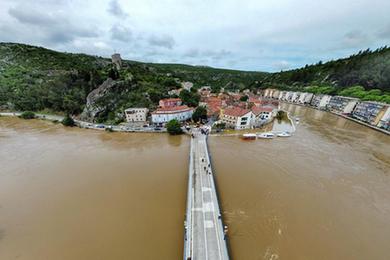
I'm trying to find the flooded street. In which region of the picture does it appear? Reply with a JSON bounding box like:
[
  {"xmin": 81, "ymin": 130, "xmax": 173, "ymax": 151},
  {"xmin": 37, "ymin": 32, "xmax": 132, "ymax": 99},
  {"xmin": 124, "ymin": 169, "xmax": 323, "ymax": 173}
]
[
  {"xmin": 0, "ymin": 118, "xmax": 188, "ymax": 259},
  {"xmin": 210, "ymin": 103, "xmax": 390, "ymax": 259}
]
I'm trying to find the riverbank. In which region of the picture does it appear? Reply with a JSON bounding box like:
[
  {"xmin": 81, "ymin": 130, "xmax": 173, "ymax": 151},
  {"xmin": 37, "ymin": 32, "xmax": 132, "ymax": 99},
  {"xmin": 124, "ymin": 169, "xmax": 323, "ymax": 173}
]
[
  {"xmin": 0, "ymin": 112, "xmax": 167, "ymax": 133},
  {"xmin": 280, "ymin": 102, "xmax": 390, "ymax": 135}
]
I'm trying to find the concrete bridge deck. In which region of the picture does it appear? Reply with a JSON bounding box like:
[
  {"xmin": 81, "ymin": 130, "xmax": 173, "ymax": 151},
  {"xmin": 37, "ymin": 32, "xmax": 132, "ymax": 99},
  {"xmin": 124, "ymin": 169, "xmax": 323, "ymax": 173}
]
[{"xmin": 184, "ymin": 129, "xmax": 229, "ymax": 260}]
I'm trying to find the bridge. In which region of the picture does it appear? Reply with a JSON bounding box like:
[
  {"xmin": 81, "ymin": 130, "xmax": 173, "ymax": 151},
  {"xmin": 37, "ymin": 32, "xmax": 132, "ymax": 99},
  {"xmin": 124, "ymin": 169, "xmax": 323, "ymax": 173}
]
[{"xmin": 184, "ymin": 129, "xmax": 230, "ymax": 260}]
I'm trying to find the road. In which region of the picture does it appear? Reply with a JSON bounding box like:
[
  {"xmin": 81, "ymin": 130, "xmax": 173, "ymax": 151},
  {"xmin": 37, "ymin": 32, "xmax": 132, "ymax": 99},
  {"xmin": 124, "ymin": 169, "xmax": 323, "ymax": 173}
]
[{"xmin": 184, "ymin": 129, "xmax": 229, "ymax": 260}]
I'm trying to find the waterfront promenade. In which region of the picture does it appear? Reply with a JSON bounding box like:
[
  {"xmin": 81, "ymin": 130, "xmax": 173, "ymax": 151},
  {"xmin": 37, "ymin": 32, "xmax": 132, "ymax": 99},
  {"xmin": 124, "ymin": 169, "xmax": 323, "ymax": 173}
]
[{"xmin": 184, "ymin": 129, "xmax": 229, "ymax": 260}]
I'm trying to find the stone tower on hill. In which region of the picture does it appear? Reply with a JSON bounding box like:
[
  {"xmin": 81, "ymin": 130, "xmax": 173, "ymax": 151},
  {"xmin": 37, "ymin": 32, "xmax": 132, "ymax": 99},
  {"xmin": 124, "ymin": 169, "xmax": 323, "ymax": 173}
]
[{"xmin": 111, "ymin": 53, "xmax": 122, "ymax": 70}]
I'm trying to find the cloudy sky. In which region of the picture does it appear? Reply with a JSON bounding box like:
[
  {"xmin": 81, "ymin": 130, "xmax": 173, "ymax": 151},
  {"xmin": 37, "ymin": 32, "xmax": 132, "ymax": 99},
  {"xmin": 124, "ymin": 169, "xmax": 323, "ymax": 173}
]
[{"xmin": 0, "ymin": 0, "xmax": 389, "ymax": 71}]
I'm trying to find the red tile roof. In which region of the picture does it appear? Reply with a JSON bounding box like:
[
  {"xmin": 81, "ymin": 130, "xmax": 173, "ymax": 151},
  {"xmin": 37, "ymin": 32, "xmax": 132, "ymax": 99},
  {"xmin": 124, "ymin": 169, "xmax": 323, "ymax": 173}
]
[
  {"xmin": 160, "ymin": 98, "xmax": 181, "ymax": 102},
  {"xmin": 252, "ymin": 106, "xmax": 274, "ymax": 115},
  {"xmin": 152, "ymin": 105, "xmax": 193, "ymax": 114},
  {"xmin": 223, "ymin": 107, "xmax": 251, "ymax": 117}
]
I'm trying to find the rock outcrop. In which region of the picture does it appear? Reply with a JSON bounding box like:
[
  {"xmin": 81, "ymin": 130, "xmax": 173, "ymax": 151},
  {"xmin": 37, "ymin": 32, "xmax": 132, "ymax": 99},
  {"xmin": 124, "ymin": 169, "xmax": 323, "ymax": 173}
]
[{"xmin": 80, "ymin": 78, "xmax": 118, "ymax": 122}]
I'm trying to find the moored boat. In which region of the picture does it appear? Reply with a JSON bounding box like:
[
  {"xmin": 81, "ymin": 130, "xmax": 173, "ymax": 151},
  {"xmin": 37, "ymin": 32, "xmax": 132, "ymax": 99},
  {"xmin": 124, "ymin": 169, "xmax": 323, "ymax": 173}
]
[
  {"xmin": 257, "ymin": 132, "xmax": 275, "ymax": 139},
  {"xmin": 242, "ymin": 133, "xmax": 257, "ymax": 140},
  {"xmin": 277, "ymin": 131, "xmax": 292, "ymax": 137}
]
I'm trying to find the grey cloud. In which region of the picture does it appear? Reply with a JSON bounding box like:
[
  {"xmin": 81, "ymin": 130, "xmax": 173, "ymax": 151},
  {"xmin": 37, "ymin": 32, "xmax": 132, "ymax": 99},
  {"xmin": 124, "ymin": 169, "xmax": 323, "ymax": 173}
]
[
  {"xmin": 378, "ymin": 24, "xmax": 390, "ymax": 39},
  {"xmin": 7, "ymin": 6, "xmax": 98, "ymax": 45},
  {"xmin": 183, "ymin": 49, "xmax": 231, "ymax": 61},
  {"xmin": 148, "ymin": 35, "xmax": 175, "ymax": 49},
  {"xmin": 8, "ymin": 8, "xmax": 57, "ymax": 26},
  {"xmin": 110, "ymin": 25, "xmax": 133, "ymax": 42},
  {"xmin": 107, "ymin": 0, "xmax": 128, "ymax": 18},
  {"xmin": 272, "ymin": 60, "xmax": 291, "ymax": 71},
  {"xmin": 342, "ymin": 30, "xmax": 370, "ymax": 48}
]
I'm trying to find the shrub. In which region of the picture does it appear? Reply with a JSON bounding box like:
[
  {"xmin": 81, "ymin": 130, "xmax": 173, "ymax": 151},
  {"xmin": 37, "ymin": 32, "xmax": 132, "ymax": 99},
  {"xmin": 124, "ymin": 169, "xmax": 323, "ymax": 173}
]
[
  {"xmin": 166, "ymin": 119, "xmax": 183, "ymax": 135},
  {"xmin": 192, "ymin": 106, "xmax": 207, "ymax": 122},
  {"xmin": 61, "ymin": 114, "xmax": 75, "ymax": 127},
  {"xmin": 19, "ymin": 111, "xmax": 36, "ymax": 119}
]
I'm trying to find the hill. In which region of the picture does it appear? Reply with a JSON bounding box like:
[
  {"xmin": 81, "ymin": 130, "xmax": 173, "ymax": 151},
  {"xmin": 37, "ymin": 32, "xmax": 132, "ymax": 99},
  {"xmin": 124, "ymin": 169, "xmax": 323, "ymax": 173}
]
[
  {"xmin": 1, "ymin": 42, "xmax": 390, "ymax": 123},
  {"xmin": 0, "ymin": 43, "xmax": 266, "ymax": 122},
  {"xmin": 260, "ymin": 46, "xmax": 390, "ymax": 103}
]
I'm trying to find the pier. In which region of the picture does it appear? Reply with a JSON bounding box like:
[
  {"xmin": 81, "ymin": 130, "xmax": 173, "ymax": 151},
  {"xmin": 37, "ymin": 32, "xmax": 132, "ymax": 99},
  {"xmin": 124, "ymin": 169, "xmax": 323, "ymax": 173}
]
[{"xmin": 184, "ymin": 129, "xmax": 229, "ymax": 260}]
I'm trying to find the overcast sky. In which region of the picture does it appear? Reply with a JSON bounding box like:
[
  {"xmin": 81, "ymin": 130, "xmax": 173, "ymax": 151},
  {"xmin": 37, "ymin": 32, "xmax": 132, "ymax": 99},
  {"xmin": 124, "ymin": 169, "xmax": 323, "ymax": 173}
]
[{"xmin": 0, "ymin": 0, "xmax": 389, "ymax": 72}]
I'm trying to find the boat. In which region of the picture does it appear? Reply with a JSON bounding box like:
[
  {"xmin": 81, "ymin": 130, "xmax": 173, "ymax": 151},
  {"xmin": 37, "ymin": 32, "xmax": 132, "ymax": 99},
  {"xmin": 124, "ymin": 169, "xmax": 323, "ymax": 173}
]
[
  {"xmin": 242, "ymin": 133, "xmax": 257, "ymax": 140},
  {"xmin": 277, "ymin": 131, "xmax": 292, "ymax": 137},
  {"xmin": 257, "ymin": 132, "xmax": 275, "ymax": 139}
]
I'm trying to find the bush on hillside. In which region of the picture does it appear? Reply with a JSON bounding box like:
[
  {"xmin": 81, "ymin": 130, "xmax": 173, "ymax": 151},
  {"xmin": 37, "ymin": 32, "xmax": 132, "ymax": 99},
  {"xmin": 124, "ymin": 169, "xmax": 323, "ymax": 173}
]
[
  {"xmin": 19, "ymin": 111, "xmax": 36, "ymax": 119},
  {"xmin": 61, "ymin": 114, "xmax": 75, "ymax": 127}
]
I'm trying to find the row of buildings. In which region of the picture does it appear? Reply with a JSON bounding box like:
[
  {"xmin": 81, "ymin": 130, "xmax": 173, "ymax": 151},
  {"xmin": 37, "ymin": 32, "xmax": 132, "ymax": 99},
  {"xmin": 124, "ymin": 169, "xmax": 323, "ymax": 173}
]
[
  {"xmin": 262, "ymin": 89, "xmax": 390, "ymax": 131},
  {"xmin": 125, "ymin": 98, "xmax": 193, "ymax": 125},
  {"xmin": 124, "ymin": 91, "xmax": 278, "ymax": 130}
]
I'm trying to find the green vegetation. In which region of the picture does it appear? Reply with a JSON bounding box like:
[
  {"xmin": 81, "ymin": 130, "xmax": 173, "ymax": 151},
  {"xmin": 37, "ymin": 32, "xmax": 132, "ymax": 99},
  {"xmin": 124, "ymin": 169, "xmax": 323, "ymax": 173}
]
[
  {"xmin": 261, "ymin": 46, "xmax": 390, "ymax": 103},
  {"xmin": 61, "ymin": 114, "xmax": 75, "ymax": 127},
  {"xmin": 276, "ymin": 110, "xmax": 287, "ymax": 121},
  {"xmin": 192, "ymin": 106, "xmax": 207, "ymax": 122},
  {"xmin": 166, "ymin": 119, "xmax": 183, "ymax": 135},
  {"xmin": 213, "ymin": 122, "xmax": 226, "ymax": 130},
  {"xmin": 19, "ymin": 111, "xmax": 35, "ymax": 119},
  {"xmin": 1, "ymin": 42, "xmax": 390, "ymax": 121},
  {"xmin": 179, "ymin": 89, "xmax": 200, "ymax": 107},
  {"xmin": 240, "ymin": 95, "xmax": 249, "ymax": 102}
]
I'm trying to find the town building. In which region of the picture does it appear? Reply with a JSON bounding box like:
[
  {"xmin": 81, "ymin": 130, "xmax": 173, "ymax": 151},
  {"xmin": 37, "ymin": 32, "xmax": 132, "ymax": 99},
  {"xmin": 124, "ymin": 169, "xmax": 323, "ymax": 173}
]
[
  {"xmin": 168, "ymin": 88, "xmax": 182, "ymax": 96},
  {"xmin": 377, "ymin": 106, "xmax": 390, "ymax": 130},
  {"xmin": 124, "ymin": 108, "xmax": 149, "ymax": 123},
  {"xmin": 310, "ymin": 94, "xmax": 332, "ymax": 109},
  {"xmin": 272, "ymin": 90, "xmax": 280, "ymax": 99},
  {"xmin": 220, "ymin": 107, "xmax": 253, "ymax": 130},
  {"xmin": 328, "ymin": 96, "xmax": 359, "ymax": 114},
  {"xmin": 198, "ymin": 86, "xmax": 212, "ymax": 97},
  {"xmin": 151, "ymin": 105, "xmax": 193, "ymax": 124},
  {"xmin": 252, "ymin": 106, "xmax": 275, "ymax": 121},
  {"xmin": 199, "ymin": 97, "xmax": 223, "ymax": 118},
  {"xmin": 181, "ymin": 82, "xmax": 193, "ymax": 91},
  {"xmin": 352, "ymin": 101, "xmax": 390, "ymax": 126},
  {"xmin": 159, "ymin": 98, "xmax": 182, "ymax": 108}
]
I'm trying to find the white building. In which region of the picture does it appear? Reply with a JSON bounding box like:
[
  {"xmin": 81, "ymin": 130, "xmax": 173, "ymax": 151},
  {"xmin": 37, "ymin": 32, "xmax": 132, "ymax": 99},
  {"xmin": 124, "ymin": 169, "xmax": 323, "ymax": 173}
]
[
  {"xmin": 311, "ymin": 94, "xmax": 332, "ymax": 109},
  {"xmin": 151, "ymin": 105, "xmax": 193, "ymax": 124},
  {"xmin": 125, "ymin": 108, "xmax": 149, "ymax": 123},
  {"xmin": 220, "ymin": 107, "xmax": 253, "ymax": 130},
  {"xmin": 181, "ymin": 82, "xmax": 193, "ymax": 91},
  {"xmin": 328, "ymin": 96, "xmax": 359, "ymax": 114},
  {"xmin": 377, "ymin": 106, "xmax": 390, "ymax": 130}
]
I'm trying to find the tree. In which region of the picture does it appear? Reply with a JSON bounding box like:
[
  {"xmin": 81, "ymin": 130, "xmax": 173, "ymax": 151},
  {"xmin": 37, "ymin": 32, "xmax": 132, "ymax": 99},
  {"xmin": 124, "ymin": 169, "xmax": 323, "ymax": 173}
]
[
  {"xmin": 19, "ymin": 111, "xmax": 36, "ymax": 119},
  {"xmin": 240, "ymin": 95, "xmax": 249, "ymax": 102},
  {"xmin": 179, "ymin": 89, "xmax": 200, "ymax": 107},
  {"xmin": 61, "ymin": 114, "xmax": 75, "ymax": 127},
  {"xmin": 192, "ymin": 106, "xmax": 207, "ymax": 122},
  {"xmin": 166, "ymin": 119, "xmax": 183, "ymax": 135}
]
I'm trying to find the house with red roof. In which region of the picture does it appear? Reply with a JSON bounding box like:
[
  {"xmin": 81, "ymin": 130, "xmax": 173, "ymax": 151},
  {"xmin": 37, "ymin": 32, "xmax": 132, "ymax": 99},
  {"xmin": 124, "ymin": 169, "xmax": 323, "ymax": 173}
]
[
  {"xmin": 220, "ymin": 107, "xmax": 254, "ymax": 130},
  {"xmin": 159, "ymin": 98, "xmax": 182, "ymax": 108},
  {"xmin": 151, "ymin": 105, "xmax": 194, "ymax": 124}
]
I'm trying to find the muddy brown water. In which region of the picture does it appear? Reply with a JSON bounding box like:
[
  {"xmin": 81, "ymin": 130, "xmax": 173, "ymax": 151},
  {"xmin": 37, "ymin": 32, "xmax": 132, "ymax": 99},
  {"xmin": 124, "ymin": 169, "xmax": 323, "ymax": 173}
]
[
  {"xmin": 1, "ymin": 103, "xmax": 390, "ymax": 260},
  {"xmin": 0, "ymin": 117, "xmax": 188, "ymax": 259},
  {"xmin": 210, "ymin": 103, "xmax": 390, "ymax": 260}
]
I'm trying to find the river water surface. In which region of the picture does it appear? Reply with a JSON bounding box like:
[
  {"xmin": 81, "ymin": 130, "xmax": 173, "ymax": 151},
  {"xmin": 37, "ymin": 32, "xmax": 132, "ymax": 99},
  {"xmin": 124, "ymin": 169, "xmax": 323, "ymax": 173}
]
[
  {"xmin": 0, "ymin": 118, "xmax": 188, "ymax": 259},
  {"xmin": 1, "ymin": 103, "xmax": 390, "ymax": 260},
  {"xmin": 210, "ymin": 103, "xmax": 390, "ymax": 259}
]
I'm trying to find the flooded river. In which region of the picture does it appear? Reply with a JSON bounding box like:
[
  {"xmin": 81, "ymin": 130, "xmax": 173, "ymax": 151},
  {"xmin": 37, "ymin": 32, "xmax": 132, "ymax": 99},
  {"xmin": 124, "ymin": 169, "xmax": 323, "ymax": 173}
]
[
  {"xmin": 0, "ymin": 118, "xmax": 188, "ymax": 259},
  {"xmin": 210, "ymin": 103, "xmax": 390, "ymax": 259},
  {"xmin": 1, "ymin": 103, "xmax": 390, "ymax": 260}
]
